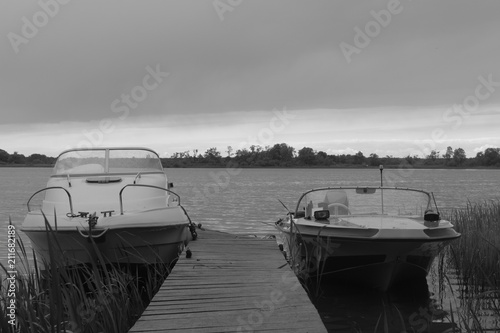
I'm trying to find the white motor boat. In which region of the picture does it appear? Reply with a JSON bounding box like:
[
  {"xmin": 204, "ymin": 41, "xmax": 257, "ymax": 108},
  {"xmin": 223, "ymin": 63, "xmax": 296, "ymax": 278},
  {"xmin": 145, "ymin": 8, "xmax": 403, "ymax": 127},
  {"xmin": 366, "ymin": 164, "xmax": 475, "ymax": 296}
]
[
  {"xmin": 22, "ymin": 147, "xmax": 196, "ymax": 268},
  {"xmin": 275, "ymin": 183, "xmax": 461, "ymax": 291}
]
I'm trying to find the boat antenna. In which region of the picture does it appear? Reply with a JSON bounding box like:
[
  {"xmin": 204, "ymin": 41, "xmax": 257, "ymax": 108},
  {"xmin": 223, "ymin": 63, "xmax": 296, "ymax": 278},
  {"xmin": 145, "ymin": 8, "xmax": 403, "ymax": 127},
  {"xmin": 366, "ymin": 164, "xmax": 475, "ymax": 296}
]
[
  {"xmin": 277, "ymin": 199, "xmax": 291, "ymax": 214},
  {"xmin": 379, "ymin": 165, "xmax": 384, "ymax": 214},
  {"xmin": 379, "ymin": 165, "xmax": 384, "ymax": 187},
  {"xmin": 431, "ymin": 192, "xmax": 441, "ymax": 217}
]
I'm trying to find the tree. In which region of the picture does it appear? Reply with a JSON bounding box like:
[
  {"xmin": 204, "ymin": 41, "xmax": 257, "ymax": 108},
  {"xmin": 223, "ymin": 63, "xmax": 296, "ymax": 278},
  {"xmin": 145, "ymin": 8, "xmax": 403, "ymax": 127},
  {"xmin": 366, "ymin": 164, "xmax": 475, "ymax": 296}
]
[
  {"xmin": 483, "ymin": 147, "xmax": 500, "ymax": 166},
  {"xmin": 426, "ymin": 150, "xmax": 440, "ymax": 162},
  {"xmin": 8, "ymin": 151, "xmax": 26, "ymax": 164},
  {"xmin": 249, "ymin": 145, "xmax": 262, "ymax": 154},
  {"xmin": 171, "ymin": 151, "xmax": 191, "ymax": 159},
  {"xmin": 298, "ymin": 147, "xmax": 316, "ymax": 165},
  {"xmin": 368, "ymin": 153, "xmax": 380, "ymax": 166},
  {"xmin": 405, "ymin": 155, "xmax": 415, "ymax": 165},
  {"xmin": 316, "ymin": 151, "xmax": 328, "ymax": 165},
  {"xmin": 353, "ymin": 151, "xmax": 365, "ymax": 165},
  {"xmin": 226, "ymin": 146, "xmax": 233, "ymax": 158},
  {"xmin": 453, "ymin": 148, "xmax": 466, "ymax": 166},
  {"xmin": 443, "ymin": 146, "xmax": 453, "ymax": 161},
  {"xmin": 27, "ymin": 153, "xmax": 49, "ymax": 165},
  {"xmin": 316, "ymin": 151, "xmax": 327, "ymax": 159},
  {"xmin": 203, "ymin": 147, "xmax": 222, "ymax": 165},
  {"xmin": 0, "ymin": 149, "xmax": 9, "ymax": 163},
  {"xmin": 204, "ymin": 147, "xmax": 221, "ymax": 158},
  {"xmin": 268, "ymin": 143, "xmax": 295, "ymax": 165},
  {"xmin": 382, "ymin": 155, "xmax": 398, "ymax": 166},
  {"xmin": 475, "ymin": 151, "xmax": 485, "ymax": 165}
]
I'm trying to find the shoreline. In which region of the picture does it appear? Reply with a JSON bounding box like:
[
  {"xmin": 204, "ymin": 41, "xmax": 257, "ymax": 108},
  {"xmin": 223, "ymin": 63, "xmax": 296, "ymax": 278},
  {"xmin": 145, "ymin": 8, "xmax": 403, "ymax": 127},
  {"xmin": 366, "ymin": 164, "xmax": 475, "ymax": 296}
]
[
  {"xmin": 0, "ymin": 163, "xmax": 498, "ymax": 170},
  {"xmin": 0, "ymin": 164, "xmax": 54, "ymax": 168}
]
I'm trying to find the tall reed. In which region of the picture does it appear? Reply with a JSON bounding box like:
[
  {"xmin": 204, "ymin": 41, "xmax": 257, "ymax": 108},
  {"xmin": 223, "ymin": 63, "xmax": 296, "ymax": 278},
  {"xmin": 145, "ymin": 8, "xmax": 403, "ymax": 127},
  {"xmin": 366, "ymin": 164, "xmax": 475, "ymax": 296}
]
[
  {"xmin": 444, "ymin": 200, "xmax": 500, "ymax": 291},
  {"xmin": 280, "ymin": 219, "xmax": 329, "ymax": 300},
  {"xmin": 439, "ymin": 200, "xmax": 500, "ymax": 332},
  {"xmin": 0, "ymin": 216, "xmax": 173, "ymax": 333}
]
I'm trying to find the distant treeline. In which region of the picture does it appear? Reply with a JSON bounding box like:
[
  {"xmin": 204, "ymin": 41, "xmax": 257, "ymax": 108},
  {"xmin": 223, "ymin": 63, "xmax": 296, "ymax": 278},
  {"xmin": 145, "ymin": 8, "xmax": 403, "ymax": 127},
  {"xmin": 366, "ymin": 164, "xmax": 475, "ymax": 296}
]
[
  {"xmin": 2, "ymin": 144, "xmax": 500, "ymax": 168},
  {"xmin": 162, "ymin": 144, "xmax": 500, "ymax": 168},
  {"xmin": 0, "ymin": 149, "xmax": 56, "ymax": 166}
]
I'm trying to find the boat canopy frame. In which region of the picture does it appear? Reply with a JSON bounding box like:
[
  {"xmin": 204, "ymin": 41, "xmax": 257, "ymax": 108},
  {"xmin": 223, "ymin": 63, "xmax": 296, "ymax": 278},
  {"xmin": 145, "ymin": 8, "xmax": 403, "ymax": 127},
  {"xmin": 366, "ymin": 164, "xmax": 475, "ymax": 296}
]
[
  {"xmin": 119, "ymin": 184, "xmax": 181, "ymax": 215},
  {"xmin": 27, "ymin": 186, "xmax": 74, "ymax": 214},
  {"xmin": 26, "ymin": 184, "xmax": 181, "ymax": 217}
]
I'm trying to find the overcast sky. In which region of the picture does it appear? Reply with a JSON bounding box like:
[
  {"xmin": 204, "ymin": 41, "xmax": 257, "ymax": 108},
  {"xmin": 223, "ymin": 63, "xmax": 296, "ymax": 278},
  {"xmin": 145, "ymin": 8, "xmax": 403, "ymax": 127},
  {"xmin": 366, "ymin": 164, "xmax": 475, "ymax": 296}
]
[{"xmin": 1, "ymin": 0, "xmax": 500, "ymax": 158}]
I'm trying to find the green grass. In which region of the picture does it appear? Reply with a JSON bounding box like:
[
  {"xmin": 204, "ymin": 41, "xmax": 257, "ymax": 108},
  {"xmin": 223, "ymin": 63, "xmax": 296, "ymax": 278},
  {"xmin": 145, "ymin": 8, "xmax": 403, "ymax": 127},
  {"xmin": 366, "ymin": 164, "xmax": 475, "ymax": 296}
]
[{"xmin": 0, "ymin": 216, "xmax": 174, "ymax": 333}]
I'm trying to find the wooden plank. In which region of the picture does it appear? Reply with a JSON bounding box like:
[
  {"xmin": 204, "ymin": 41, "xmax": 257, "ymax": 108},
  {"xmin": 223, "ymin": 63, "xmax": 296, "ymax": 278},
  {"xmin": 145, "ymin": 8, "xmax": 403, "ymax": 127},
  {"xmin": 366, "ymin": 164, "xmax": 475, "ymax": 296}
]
[{"xmin": 129, "ymin": 229, "xmax": 327, "ymax": 333}]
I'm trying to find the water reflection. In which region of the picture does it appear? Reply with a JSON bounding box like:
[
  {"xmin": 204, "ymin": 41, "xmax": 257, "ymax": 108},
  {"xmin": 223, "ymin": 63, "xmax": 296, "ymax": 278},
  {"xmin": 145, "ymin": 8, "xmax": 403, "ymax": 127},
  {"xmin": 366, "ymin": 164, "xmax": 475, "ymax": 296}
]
[
  {"xmin": 309, "ymin": 270, "xmax": 456, "ymax": 333},
  {"xmin": 303, "ymin": 252, "xmax": 500, "ymax": 332}
]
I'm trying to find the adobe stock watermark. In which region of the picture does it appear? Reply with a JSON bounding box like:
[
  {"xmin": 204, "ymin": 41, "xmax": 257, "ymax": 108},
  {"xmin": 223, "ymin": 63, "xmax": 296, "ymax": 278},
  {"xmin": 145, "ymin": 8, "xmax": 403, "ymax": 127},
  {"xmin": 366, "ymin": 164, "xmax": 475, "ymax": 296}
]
[
  {"xmin": 213, "ymin": 0, "xmax": 243, "ymax": 21},
  {"xmin": 236, "ymin": 231, "xmax": 337, "ymax": 331},
  {"xmin": 442, "ymin": 74, "xmax": 500, "ymax": 130},
  {"xmin": 409, "ymin": 74, "xmax": 500, "ymax": 160},
  {"xmin": 7, "ymin": 0, "xmax": 72, "ymax": 54},
  {"xmin": 191, "ymin": 108, "xmax": 296, "ymax": 207},
  {"xmin": 384, "ymin": 74, "xmax": 500, "ymax": 188},
  {"xmin": 6, "ymin": 224, "xmax": 17, "ymax": 327},
  {"xmin": 66, "ymin": 64, "xmax": 169, "ymax": 152},
  {"xmin": 382, "ymin": 160, "xmax": 415, "ymax": 187},
  {"xmin": 339, "ymin": 0, "xmax": 409, "ymax": 64}
]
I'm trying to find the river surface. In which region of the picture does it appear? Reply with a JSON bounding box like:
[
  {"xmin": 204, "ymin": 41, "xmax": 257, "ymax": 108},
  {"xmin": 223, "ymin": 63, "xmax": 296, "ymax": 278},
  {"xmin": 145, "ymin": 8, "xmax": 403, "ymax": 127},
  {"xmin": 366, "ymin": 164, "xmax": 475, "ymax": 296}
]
[{"xmin": 1, "ymin": 167, "xmax": 500, "ymax": 332}]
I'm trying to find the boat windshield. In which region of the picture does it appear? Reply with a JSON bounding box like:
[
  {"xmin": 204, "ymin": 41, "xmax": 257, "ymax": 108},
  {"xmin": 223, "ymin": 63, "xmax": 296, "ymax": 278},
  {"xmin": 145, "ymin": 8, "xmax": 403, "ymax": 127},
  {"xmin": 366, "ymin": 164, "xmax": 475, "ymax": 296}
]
[
  {"xmin": 52, "ymin": 148, "xmax": 163, "ymax": 175},
  {"xmin": 296, "ymin": 187, "xmax": 433, "ymax": 218}
]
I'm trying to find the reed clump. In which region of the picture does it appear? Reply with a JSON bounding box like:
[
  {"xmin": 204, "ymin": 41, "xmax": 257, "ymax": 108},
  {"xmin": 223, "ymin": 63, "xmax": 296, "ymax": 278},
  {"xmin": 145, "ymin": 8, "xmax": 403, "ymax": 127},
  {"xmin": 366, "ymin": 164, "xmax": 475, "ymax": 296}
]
[
  {"xmin": 444, "ymin": 200, "xmax": 500, "ymax": 291},
  {"xmin": 0, "ymin": 217, "xmax": 172, "ymax": 333},
  {"xmin": 279, "ymin": 220, "xmax": 329, "ymax": 300},
  {"xmin": 439, "ymin": 200, "xmax": 500, "ymax": 332}
]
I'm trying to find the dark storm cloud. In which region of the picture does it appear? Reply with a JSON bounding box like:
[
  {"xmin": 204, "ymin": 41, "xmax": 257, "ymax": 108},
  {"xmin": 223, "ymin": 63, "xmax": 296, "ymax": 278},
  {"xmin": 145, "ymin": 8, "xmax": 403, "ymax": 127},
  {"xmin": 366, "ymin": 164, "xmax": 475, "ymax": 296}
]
[
  {"xmin": 2, "ymin": 0, "xmax": 500, "ymax": 125},
  {"xmin": 1, "ymin": 0, "xmax": 499, "ymax": 157}
]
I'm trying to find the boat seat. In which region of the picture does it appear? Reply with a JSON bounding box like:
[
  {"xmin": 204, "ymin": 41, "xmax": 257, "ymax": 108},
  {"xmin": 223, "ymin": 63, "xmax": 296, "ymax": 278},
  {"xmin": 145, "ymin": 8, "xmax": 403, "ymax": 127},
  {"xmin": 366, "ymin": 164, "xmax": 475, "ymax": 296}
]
[
  {"xmin": 323, "ymin": 190, "xmax": 350, "ymax": 215},
  {"xmin": 327, "ymin": 203, "xmax": 350, "ymax": 216}
]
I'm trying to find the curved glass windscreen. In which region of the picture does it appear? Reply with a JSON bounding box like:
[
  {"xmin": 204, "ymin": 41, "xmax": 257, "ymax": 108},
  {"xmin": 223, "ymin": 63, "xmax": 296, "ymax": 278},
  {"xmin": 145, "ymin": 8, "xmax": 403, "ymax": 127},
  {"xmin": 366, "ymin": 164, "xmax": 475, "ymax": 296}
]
[
  {"xmin": 296, "ymin": 188, "xmax": 433, "ymax": 218},
  {"xmin": 52, "ymin": 148, "xmax": 163, "ymax": 175},
  {"xmin": 108, "ymin": 149, "xmax": 162, "ymax": 173}
]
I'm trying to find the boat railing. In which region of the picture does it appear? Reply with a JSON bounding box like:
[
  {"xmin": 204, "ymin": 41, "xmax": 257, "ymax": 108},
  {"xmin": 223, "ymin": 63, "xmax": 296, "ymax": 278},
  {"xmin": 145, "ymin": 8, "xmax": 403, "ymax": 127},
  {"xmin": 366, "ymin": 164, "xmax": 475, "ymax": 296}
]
[
  {"xmin": 118, "ymin": 184, "xmax": 181, "ymax": 215},
  {"xmin": 26, "ymin": 186, "xmax": 74, "ymax": 215}
]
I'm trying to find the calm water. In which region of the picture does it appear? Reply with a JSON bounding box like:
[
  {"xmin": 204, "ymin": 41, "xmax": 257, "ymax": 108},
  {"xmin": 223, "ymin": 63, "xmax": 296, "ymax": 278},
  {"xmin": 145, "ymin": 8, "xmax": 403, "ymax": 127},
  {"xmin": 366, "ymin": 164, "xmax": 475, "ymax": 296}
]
[{"xmin": 1, "ymin": 167, "xmax": 500, "ymax": 332}]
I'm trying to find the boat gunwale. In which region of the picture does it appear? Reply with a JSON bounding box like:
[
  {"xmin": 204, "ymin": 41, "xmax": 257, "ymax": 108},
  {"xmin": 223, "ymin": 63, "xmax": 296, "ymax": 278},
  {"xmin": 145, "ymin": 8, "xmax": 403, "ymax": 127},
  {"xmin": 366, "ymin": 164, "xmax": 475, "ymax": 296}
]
[
  {"xmin": 21, "ymin": 206, "xmax": 190, "ymax": 232},
  {"xmin": 275, "ymin": 222, "xmax": 461, "ymax": 242},
  {"xmin": 21, "ymin": 222, "xmax": 189, "ymax": 233}
]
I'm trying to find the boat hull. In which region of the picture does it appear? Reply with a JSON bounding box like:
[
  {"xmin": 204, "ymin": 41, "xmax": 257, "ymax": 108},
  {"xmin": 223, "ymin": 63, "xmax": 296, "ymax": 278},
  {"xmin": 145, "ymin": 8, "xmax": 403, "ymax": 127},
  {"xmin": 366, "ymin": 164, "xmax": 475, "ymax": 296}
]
[
  {"xmin": 276, "ymin": 223, "xmax": 458, "ymax": 291},
  {"xmin": 22, "ymin": 208, "xmax": 191, "ymax": 268}
]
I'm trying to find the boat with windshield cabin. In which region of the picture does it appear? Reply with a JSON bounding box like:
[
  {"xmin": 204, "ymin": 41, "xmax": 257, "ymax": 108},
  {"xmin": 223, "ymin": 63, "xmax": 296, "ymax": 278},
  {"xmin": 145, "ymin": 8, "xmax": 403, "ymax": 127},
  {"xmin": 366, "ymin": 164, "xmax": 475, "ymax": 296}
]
[
  {"xmin": 275, "ymin": 168, "xmax": 461, "ymax": 291},
  {"xmin": 21, "ymin": 147, "xmax": 196, "ymax": 268}
]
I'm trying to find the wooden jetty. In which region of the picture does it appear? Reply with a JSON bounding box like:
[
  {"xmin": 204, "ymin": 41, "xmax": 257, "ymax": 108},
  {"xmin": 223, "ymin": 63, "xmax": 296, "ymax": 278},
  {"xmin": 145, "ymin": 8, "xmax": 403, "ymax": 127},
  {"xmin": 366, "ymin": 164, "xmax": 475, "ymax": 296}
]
[{"xmin": 129, "ymin": 229, "xmax": 327, "ymax": 333}]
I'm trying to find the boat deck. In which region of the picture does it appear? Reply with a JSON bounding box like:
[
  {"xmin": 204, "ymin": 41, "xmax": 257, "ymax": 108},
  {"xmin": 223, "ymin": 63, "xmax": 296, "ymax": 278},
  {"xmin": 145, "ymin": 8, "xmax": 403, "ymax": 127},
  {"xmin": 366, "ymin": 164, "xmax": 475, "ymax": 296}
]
[{"xmin": 129, "ymin": 228, "xmax": 327, "ymax": 333}]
